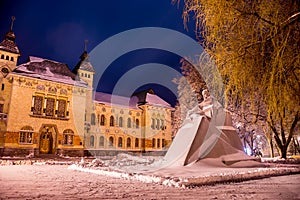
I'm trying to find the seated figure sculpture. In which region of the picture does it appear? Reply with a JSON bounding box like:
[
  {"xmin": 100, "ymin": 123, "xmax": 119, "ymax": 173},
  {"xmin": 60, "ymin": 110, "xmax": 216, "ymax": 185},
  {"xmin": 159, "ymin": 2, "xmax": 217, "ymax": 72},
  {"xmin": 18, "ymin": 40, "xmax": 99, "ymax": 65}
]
[{"xmin": 163, "ymin": 89, "xmax": 258, "ymax": 167}]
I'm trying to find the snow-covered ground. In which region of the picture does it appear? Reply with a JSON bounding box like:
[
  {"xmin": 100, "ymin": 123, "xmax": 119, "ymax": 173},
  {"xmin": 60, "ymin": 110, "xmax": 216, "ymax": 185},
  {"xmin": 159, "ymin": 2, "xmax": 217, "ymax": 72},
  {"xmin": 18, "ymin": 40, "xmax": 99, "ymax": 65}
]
[{"xmin": 0, "ymin": 164, "xmax": 299, "ymax": 199}]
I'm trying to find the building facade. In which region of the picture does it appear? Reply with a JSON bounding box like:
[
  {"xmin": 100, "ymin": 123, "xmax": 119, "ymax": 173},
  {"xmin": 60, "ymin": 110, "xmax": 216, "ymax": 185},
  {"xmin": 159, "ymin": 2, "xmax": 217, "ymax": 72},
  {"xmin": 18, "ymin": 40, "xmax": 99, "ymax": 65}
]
[{"xmin": 0, "ymin": 20, "xmax": 173, "ymax": 157}]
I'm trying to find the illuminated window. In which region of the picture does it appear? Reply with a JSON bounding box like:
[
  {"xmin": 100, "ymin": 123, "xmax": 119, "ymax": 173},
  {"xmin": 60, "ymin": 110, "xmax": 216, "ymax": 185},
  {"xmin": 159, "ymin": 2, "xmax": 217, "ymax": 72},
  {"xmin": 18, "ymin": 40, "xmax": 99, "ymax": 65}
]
[
  {"xmin": 127, "ymin": 118, "xmax": 131, "ymax": 128},
  {"xmin": 118, "ymin": 137, "xmax": 123, "ymax": 147},
  {"xmin": 90, "ymin": 135, "xmax": 94, "ymax": 147},
  {"xmin": 99, "ymin": 136, "xmax": 105, "ymax": 147},
  {"xmin": 119, "ymin": 117, "xmax": 123, "ymax": 127},
  {"xmin": 100, "ymin": 115, "xmax": 106, "ymax": 126},
  {"xmin": 45, "ymin": 98, "xmax": 55, "ymax": 116},
  {"xmin": 91, "ymin": 113, "xmax": 96, "ymax": 125},
  {"xmin": 152, "ymin": 138, "xmax": 156, "ymax": 148},
  {"xmin": 57, "ymin": 99, "xmax": 66, "ymax": 117},
  {"xmin": 19, "ymin": 126, "xmax": 33, "ymax": 144},
  {"xmin": 135, "ymin": 138, "xmax": 139, "ymax": 148},
  {"xmin": 110, "ymin": 116, "xmax": 114, "ymax": 126},
  {"xmin": 63, "ymin": 129, "xmax": 74, "ymax": 145},
  {"xmin": 109, "ymin": 136, "xmax": 114, "ymax": 147},
  {"xmin": 32, "ymin": 96, "xmax": 43, "ymax": 115},
  {"xmin": 126, "ymin": 138, "xmax": 131, "ymax": 148}
]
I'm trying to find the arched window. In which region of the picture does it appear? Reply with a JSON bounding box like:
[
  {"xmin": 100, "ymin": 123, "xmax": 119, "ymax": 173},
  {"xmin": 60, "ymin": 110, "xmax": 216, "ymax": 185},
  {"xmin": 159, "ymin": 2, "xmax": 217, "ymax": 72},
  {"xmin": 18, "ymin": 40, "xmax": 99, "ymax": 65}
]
[
  {"xmin": 119, "ymin": 117, "xmax": 123, "ymax": 127},
  {"xmin": 5, "ymin": 55, "xmax": 9, "ymax": 60},
  {"xmin": 135, "ymin": 119, "xmax": 139, "ymax": 129},
  {"xmin": 100, "ymin": 115, "xmax": 106, "ymax": 126},
  {"xmin": 10, "ymin": 57, "xmax": 14, "ymax": 61},
  {"xmin": 63, "ymin": 129, "xmax": 74, "ymax": 145},
  {"xmin": 0, "ymin": 55, "xmax": 4, "ymax": 59},
  {"xmin": 126, "ymin": 138, "xmax": 131, "ymax": 148},
  {"xmin": 99, "ymin": 136, "xmax": 105, "ymax": 147},
  {"xmin": 110, "ymin": 116, "xmax": 114, "ymax": 126},
  {"xmin": 156, "ymin": 119, "xmax": 160, "ymax": 130},
  {"xmin": 135, "ymin": 138, "xmax": 139, "ymax": 148},
  {"xmin": 151, "ymin": 118, "xmax": 155, "ymax": 129},
  {"xmin": 127, "ymin": 118, "xmax": 131, "ymax": 128},
  {"xmin": 91, "ymin": 113, "xmax": 96, "ymax": 125},
  {"xmin": 157, "ymin": 139, "xmax": 160, "ymax": 148},
  {"xmin": 19, "ymin": 126, "xmax": 34, "ymax": 144},
  {"xmin": 90, "ymin": 135, "xmax": 94, "ymax": 147},
  {"xmin": 118, "ymin": 137, "xmax": 123, "ymax": 148},
  {"xmin": 160, "ymin": 119, "xmax": 164, "ymax": 130},
  {"xmin": 109, "ymin": 136, "xmax": 114, "ymax": 147},
  {"xmin": 162, "ymin": 139, "xmax": 165, "ymax": 148},
  {"xmin": 152, "ymin": 138, "xmax": 156, "ymax": 148}
]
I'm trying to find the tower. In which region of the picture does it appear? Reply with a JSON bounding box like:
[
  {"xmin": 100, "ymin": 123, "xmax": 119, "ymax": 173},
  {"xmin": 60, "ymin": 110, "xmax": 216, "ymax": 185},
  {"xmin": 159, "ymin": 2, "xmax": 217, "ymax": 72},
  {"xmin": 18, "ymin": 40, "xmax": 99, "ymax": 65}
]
[
  {"xmin": 0, "ymin": 16, "xmax": 20, "ymax": 76},
  {"xmin": 73, "ymin": 40, "xmax": 95, "ymax": 149}
]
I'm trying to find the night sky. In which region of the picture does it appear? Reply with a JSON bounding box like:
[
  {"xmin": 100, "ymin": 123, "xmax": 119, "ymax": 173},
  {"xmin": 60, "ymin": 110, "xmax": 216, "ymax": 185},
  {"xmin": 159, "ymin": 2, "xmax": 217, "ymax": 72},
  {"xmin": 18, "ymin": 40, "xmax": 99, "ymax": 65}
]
[{"xmin": 0, "ymin": 0, "xmax": 198, "ymax": 106}]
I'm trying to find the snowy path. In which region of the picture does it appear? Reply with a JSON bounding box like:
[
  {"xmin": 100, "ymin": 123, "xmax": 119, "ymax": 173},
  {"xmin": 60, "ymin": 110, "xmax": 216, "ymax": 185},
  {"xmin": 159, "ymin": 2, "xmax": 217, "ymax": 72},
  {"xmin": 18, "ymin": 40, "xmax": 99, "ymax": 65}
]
[{"xmin": 0, "ymin": 165, "xmax": 299, "ymax": 199}]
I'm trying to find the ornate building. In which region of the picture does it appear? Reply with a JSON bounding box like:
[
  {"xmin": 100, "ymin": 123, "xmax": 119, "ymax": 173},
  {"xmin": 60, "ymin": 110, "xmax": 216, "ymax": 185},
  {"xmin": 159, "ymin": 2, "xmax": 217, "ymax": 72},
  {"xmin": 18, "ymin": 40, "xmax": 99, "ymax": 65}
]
[{"xmin": 0, "ymin": 18, "xmax": 173, "ymax": 157}]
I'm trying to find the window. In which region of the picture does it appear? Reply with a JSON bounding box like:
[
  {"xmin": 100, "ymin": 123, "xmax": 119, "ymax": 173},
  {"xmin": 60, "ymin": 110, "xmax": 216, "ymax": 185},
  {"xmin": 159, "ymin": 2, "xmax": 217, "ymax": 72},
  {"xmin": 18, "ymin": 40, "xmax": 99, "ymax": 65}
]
[
  {"xmin": 109, "ymin": 136, "xmax": 114, "ymax": 147},
  {"xmin": 135, "ymin": 119, "xmax": 139, "ymax": 129},
  {"xmin": 90, "ymin": 135, "xmax": 94, "ymax": 147},
  {"xmin": 57, "ymin": 99, "xmax": 66, "ymax": 117},
  {"xmin": 91, "ymin": 113, "xmax": 96, "ymax": 125},
  {"xmin": 126, "ymin": 138, "xmax": 131, "ymax": 148},
  {"xmin": 118, "ymin": 137, "xmax": 123, "ymax": 147},
  {"xmin": 19, "ymin": 126, "xmax": 33, "ymax": 144},
  {"xmin": 1, "ymin": 68, "xmax": 9, "ymax": 74},
  {"xmin": 10, "ymin": 57, "xmax": 14, "ymax": 61},
  {"xmin": 99, "ymin": 136, "xmax": 105, "ymax": 147},
  {"xmin": 110, "ymin": 116, "xmax": 114, "ymax": 126},
  {"xmin": 1, "ymin": 84, "xmax": 4, "ymax": 91},
  {"xmin": 135, "ymin": 138, "xmax": 139, "ymax": 148},
  {"xmin": 32, "ymin": 96, "xmax": 43, "ymax": 115},
  {"xmin": 152, "ymin": 138, "xmax": 156, "ymax": 148},
  {"xmin": 161, "ymin": 119, "xmax": 164, "ymax": 130},
  {"xmin": 0, "ymin": 55, "xmax": 4, "ymax": 59},
  {"xmin": 157, "ymin": 139, "xmax": 160, "ymax": 148},
  {"xmin": 88, "ymin": 74, "xmax": 90, "ymax": 78},
  {"xmin": 156, "ymin": 119, "xmax": 160, "ymax": 130},
  {"xmin": 119, "ymin": 117, "xmax": 123, "ymax": 127},
  {"xmin": 127, "ymin": 118, "xmax": 131, "ymax": 128},
  {"xmin": 100, "ymin": 115, "xmax": 106, "ymax": 126},
  {"xmin": 5, "ymin": 56, "xmax": 9, "ymax": 60},
  {"xmin": 0, "ymin": 104, "xmax": 3, "ymax": 113},
  {"xmin": 45, "ymin": 98, "xmax": 55, "ymax": 116},
  {"xmin": 162, "ymin": 139, "xmax": 165, "ymax": 148},
  {"xmin": 63, "ymin": 129, "xmax": 74, "ymax": 145},
  {"xmin": 151, "ymin": 118, "xmax": 155, "ymax": 129}
]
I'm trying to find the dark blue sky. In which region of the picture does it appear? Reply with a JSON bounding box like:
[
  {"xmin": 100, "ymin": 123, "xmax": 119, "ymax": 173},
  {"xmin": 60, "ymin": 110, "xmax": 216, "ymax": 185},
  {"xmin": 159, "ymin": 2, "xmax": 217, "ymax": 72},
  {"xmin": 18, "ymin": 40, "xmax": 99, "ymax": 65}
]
[{"xmin": 0, "ymin": 0, "xmax": 198, "ymax": 106}]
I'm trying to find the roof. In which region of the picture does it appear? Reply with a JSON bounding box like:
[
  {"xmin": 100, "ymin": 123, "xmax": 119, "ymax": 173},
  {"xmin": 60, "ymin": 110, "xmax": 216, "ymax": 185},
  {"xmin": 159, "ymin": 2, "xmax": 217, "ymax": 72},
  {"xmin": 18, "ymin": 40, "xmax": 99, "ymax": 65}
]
[
  {"xmin": 73, "ymin": 51, "xmax": 95, "ymax": 73},
  {"xmin": 145, "ymin": 93, "xmax": 172, "ymax": 108},
  {"xmin": 132, "ymin": 89, "xmax": 172, "ymax": 108},
  {"xmin": 13, "ymin": 56, "xmax": 87, "ymax": 87},
  {"xmin": 94, "ymin": 92, "xmax": 138, "ymax": 109},
  {"xmin": 0, "ymin": 31, "xmax": 20, "ymax": 54}
]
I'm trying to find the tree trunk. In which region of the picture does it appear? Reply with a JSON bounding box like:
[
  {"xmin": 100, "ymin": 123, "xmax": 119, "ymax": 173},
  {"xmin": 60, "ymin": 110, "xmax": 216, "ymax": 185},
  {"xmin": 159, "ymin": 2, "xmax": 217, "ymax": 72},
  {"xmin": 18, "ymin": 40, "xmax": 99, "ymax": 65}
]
[{"xmin": 269, "ymin": 136, "xmax": 274, "ymax": 158}]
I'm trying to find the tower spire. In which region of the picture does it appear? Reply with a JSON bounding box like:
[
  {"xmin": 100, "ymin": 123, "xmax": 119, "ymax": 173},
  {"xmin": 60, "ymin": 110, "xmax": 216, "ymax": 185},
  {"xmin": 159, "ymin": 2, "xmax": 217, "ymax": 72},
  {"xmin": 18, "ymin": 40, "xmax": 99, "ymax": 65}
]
[{"xmin": 10, "ymin": 16, "xmax": 16, "ymax": 32}]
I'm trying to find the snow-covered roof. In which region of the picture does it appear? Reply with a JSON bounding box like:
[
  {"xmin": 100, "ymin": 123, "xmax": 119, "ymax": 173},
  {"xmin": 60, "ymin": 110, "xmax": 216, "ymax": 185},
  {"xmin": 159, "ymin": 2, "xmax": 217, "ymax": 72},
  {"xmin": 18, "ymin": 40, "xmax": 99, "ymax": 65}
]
[
  {"xmin": 145, "ymin": 93, "xmax": 172, "ymax": 108},
  {"xmin": 94, "ymin": 90, "xmax": 172, "ymax": 109},
  {"xmin": 13, "ymin": 56, "xmax": 87, "ymax": 87},
  {"xmin": 94, "ymin": 92, "xmax": 138, "ymax": 109}
]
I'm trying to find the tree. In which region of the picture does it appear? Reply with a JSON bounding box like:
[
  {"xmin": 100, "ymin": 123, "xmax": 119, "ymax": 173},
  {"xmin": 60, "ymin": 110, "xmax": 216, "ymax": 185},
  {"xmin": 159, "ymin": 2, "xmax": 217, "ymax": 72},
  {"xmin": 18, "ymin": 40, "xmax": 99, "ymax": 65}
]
[
  {"xmin": 172, "ymin": 59, "xmax": 207, "ymax": 136},
  {"xmin": 175, "ymin": 0, "xmax": 300, "ymax": 158}
]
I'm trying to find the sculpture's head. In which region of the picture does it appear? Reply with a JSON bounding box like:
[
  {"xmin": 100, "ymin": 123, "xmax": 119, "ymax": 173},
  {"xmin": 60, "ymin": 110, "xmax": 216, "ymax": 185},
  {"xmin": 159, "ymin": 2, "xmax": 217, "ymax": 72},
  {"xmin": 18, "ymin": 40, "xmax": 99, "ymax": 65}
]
[{"xmin": 202, "ymin": 89, "xmax": 210, "ymax": 100}]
